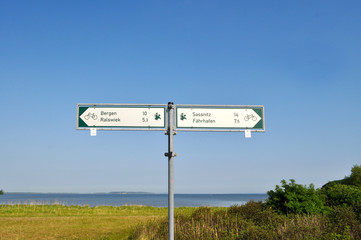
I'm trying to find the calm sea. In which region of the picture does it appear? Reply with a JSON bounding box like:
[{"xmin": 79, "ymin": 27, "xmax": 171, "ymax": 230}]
[{"xmin": 0, "ymin": 193, "xmax": 267, "ymax": 207}]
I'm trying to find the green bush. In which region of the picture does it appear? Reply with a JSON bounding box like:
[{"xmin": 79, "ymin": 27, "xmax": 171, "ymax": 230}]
[
  {"xmin": 228, "ymin": 201, "xmax": 263, "ymax": 220},
  {"xmin": 129, "ymin": 165, "xmax": 361, "ymax": 239},
  {"xmin": 320, "ymin": 184, "xmax": 361, "ymax": 208},
  {"xmin": 323, "ymin": 165, "xmax": 361, "ymax": 188},
  {"xmin": 327, "ymin": 206, "xmax": 361, "ymax": 239},
  {"xmin": 349, "ymin": 165, "xmax": 361, "ymax": 186},
  {"xmin": 266, "ymin": 179, "xmax": 327, "ymax": 215},
  {"xmin": 319, "ymin": 165, "xmax": 361, "ymax": 222},
  {"xmin": 319, "ymin": 183, "xmax": 361, "ymax": 222},
  {"xmin": 129, "ymin": 204, "xmax": 358, "ymax": 240}
]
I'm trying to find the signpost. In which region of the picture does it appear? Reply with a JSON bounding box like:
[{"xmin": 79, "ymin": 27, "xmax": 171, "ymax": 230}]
[
  {"xmin": 76, "ymin": 103, "xmax": 265, "ymax": 240},
  {"xmin": 176, "ymin": 105, "xmax": 264, "ymax": 131},
  {"xmin": 77, "ymin": 104, "xmax": 166, "ymax": 130}
]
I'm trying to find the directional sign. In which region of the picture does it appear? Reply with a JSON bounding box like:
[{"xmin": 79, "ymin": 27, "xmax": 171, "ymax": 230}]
[
  {"xmin": 76, "ymin": 102, "xmax": 265, "ymax": 240},
  {"xmin": 77, "ymin": 104, "xmax": 166, "ymax": 130},
  {"xmin": 176, "ymin": 106, "xmax": 264, "ymax": 131}
]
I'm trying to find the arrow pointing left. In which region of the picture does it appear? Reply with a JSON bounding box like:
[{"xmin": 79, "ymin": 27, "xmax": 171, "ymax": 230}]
[{"xmin": 77, "ymin": 104, "xmax": 166, "ymax": 130}]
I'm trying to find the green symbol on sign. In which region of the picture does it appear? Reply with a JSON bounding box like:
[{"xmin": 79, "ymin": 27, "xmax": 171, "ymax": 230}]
[
  {"xmin": 155, "ymin": 113, "xmax": 161, "ymax": 120},
  {"xmin": 180, "ymin": 113, "xmax": 187, "ymax": 121}
]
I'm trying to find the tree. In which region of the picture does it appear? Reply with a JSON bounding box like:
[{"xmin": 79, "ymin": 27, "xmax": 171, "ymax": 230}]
[
  {"xmin": 266, "ymin": 179, "xmax": 326, "ymax": 215},
  {"xmin": 0, "ymin": 189, "xmax": 3, "ymax": 195},
  {"xmin": 349, "ymin": 165, "xmax": 361, "ymax": 186},
  {"xmin": 322, "ymin": 165, "xmax": 361, "ymax": 188},
  {"xmin": 319, "ymin": 165, "xmax": 361, "ymax": 219},
  {"xmin": 320, "ymin": 184, "xmax": 361, "ymax": 208}
]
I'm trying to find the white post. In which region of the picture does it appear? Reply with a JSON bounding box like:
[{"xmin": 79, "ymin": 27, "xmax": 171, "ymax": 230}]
[{"xmin": 165, "ymin": 102, "xmax": 175, "ymax": 240}]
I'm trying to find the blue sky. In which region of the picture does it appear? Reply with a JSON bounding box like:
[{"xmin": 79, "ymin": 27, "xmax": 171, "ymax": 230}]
[{"xmin": 1, "ymin": 1, "xmax": 360, "ymax": 193}]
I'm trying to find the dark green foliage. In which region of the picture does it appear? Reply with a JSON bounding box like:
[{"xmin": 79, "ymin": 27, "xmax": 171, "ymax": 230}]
[
  {"xmin": 320, "ymin": 165, "xmax": 361, "ymax": 221},
  {"xmin": 327, "ymin": 206, "xmax": 361, "ymax": 239},
  {"xmin": 129, "ymin": 204, "xmax": 284, "ymax": 240},
  {"xmin": 349, "ymin": 165, "xmax": 361, "ymax": 186},
  {"xmin": 319, "ymin": 183, "xmax": 361, "ymax": 222},
  {"xmin": 266, "ymin": 179, "xmax": 326, "ymax": 215},
  {"xmin": 0, "ymin": 189, "xmax": 3, "ymax": 195},
  {"xmin": 129, "ymin": 166, "xmax": 361, "ymax": 239},
  {"xmin": 320, "ymin": 184, "xmax": 361, "ymax": 208},
  {"xmin": 129, "ymin": 203, "xmax": 360, "ymax": 240},
  {"xmin": 228, "ymin": 201, "xmax": 286, "ymax": 228},
  {"xmin": 323, "ymin": 165, "xmax": 361, "ymax": 188}
]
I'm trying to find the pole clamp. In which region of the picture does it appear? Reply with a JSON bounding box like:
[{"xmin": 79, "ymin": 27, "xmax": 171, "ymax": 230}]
[
  {"xmin": 165, "ymin": 152, "xmax": 177, "ymax": 157},
  {"xmin": 167, "ymin": 102, "xmax": 175, "ymax": 109},
  {"xmin": 165, "ymin": 130, "xmax": 177, "ymax": 135}
]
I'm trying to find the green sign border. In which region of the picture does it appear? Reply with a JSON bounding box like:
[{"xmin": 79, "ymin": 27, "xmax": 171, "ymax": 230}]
[
  {"xmin": 77, "ymin": 105, "xmax": 166, "ymax": 129},
  {"xmin": 175, "ymin": 106, "xmax": 264, "ymax": 130}
]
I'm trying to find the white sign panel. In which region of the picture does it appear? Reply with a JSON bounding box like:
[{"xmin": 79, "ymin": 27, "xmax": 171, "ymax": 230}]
[
  {"xmin": 176, "ymin": 107, "xmax": 264, "ymax": 130},
  {"xmin": 77, "ymin": 105, "xmax": 166, "ymax": 129}
]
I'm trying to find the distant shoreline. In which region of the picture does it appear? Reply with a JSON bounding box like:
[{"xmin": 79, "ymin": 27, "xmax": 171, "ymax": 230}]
[
  {"xmin": 0, "ymin": 193, "xmax": 268, "ymax": 207},
  {"xmin": 3, "ymin": 192, "xmax": 267, "ymax": 195}
]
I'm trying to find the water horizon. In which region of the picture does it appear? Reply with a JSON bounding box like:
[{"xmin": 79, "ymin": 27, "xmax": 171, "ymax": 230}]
[
  {"xmin": 3, "ymin": 191, "xmax": 267, "ymax": 194},
  {"xmin": 0, "ymin": 192, "xmax": 268, "ymax": 207}
]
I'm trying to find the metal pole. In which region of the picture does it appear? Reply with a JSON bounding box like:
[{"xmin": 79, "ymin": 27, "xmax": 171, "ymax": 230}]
[{"xmin": 165, "ymin": 102, "xmax": 175, "ymax": 240}]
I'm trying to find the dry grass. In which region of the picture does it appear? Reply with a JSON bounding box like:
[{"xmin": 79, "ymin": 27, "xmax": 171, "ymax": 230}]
[
  {"xmin": 130, "ymin": 202, "xmax": 361, "ymax": 240},
  {"xmin": 0, "ymin": 204, "xmax": 168, "ymax": 240},
  {"xmin": 0, "ymin": 216, "xmax": 156, "ymax": 239}
]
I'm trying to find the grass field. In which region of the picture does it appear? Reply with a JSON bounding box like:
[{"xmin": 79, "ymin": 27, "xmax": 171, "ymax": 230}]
[
  {"xmin": 2, "ymin": 202, "xmax": 360, "ymax": 239},
  {"xmin": 0, "ymin": 204, "xmax": 198, "ymax": 240}
]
